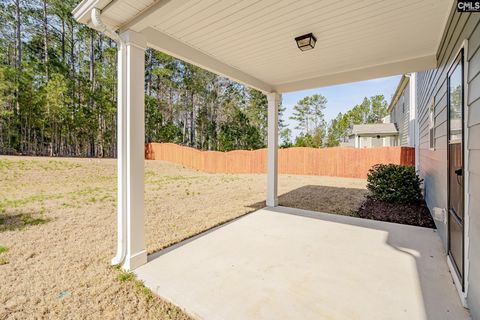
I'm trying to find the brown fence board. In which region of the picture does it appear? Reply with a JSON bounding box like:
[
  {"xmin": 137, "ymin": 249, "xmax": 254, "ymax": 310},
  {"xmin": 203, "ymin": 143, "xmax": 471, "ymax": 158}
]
[{"xmin": 145, "ymin": 143, "xmax": 415, "ymax": 179}]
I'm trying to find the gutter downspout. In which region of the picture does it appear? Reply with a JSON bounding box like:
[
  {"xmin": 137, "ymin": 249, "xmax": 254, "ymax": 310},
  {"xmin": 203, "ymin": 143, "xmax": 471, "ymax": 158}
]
[
  {"xmin": 91, "ymin": 8, "xmax": 127, "ymax": 266},
  {"xmin": 91, "ymin": 7, "xmax": 121, "ymax": 43},
  {"xmin": 405, "ymin": 73, "xmax": 419, "ymax": 172}
]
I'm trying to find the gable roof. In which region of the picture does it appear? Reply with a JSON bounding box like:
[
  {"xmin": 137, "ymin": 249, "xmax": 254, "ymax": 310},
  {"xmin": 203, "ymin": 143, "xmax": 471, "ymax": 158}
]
[
  {"xmin": 351, "ymin": 123, "xmax": 399, "ymax": 135},
  {"xmin": 388, "ymin": 75, "xmax": 409, "ymax": 112}
]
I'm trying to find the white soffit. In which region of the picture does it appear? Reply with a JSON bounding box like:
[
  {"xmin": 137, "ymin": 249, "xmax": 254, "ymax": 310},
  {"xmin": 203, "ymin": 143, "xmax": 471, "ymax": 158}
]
[{"xmin": 76, "ymin": 0, "xmax": 454, "ymax": 93}]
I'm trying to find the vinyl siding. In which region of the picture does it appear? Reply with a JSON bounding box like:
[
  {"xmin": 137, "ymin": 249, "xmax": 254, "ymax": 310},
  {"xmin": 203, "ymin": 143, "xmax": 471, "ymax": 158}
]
[
  {"xmin": 416, "ymin": 7, "xmax": 480, "ymax": 317},
  {"xmin": 390, "ymin": 84, "xmax": 410, "ymax": 146}
]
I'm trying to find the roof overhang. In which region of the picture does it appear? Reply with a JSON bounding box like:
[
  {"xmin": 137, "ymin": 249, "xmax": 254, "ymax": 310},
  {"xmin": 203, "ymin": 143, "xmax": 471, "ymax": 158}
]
[
  {"xmin": 388, "ymin": 74, "xmax": 410, "ymax": 112},
  {"xmin": 73, "ymin": 0, "xmax": 107, "ymax": 25},
  {"xmin": 73, "ymin": 0, "xmax": 454, "ymax": 93},
  {"xmin": 351, "ymin": 123, "xmax": 399, "ymax": 136}
]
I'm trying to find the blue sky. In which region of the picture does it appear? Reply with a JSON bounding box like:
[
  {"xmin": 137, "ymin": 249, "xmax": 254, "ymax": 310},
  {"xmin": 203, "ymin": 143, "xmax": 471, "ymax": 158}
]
[{"xmin": 281, "ymin": 75, "xmax": 402, "ymax": 138}]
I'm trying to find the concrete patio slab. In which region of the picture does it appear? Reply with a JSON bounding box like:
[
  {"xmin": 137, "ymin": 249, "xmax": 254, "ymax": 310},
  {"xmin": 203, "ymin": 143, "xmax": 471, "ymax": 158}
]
[{"xmin": 135, "ymin": 207, "xmax": 470, "ymax": 320}]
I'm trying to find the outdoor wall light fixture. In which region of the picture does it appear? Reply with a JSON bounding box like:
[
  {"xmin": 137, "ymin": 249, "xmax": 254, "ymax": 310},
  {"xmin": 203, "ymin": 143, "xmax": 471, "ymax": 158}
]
[{"xmin": 295, "ymin": 33, "xmax": 317, "ymax": 51}]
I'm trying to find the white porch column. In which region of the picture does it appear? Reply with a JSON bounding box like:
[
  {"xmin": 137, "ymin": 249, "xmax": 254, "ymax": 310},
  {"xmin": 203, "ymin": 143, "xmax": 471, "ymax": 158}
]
[
  {"xmin": 409, "ymin": 73, "xmax": 420, "ymax": 171},
  {"xmin": 266, "ymin": 93, "xmax": 281, "ymax": 207},
  {"xmin": 117, "ymin": 30, "xmax": 147, "ymax": 271}
]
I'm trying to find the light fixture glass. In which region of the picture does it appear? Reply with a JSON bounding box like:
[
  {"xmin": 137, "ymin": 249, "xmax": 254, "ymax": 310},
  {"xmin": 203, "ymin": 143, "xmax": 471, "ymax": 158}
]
[{"xmin": 295, "ymin": 33, "xmax": 317, "ymax": 51}]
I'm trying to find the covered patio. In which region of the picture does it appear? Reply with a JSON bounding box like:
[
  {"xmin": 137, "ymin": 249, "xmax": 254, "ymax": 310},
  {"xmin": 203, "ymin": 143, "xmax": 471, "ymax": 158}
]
[
  {"xmin": 137, "ymin": 207, "xmax": 468, "ymax": 320},
  {"xmin": 72, "ymin": 0, "xmax": 467, "ymax": 318}
]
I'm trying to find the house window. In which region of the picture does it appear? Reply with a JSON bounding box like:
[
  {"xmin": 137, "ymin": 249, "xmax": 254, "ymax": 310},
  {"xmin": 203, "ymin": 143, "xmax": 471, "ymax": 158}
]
[
  {"xmin": 448, "ymin": 54, "xmax": 464, "ymax": 143},
  {"xmin": 429, "ymin": 98, "xmax": 435, "ymax": 150}
]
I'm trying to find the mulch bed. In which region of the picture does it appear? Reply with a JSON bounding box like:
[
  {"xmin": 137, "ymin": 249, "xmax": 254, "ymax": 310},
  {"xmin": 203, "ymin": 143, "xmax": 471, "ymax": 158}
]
[{"xmin": 357, "ymin": 197, "xmax": 436, "ymax": 229}]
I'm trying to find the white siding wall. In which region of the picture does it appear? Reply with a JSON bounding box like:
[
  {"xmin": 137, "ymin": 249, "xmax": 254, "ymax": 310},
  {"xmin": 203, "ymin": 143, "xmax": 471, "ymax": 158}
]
[
  {"xmin": 391, "ymin": 84, "xmax": 410, "ymax": 146},
  {"xmin": 360, "ymin": 137, "xmax": 370, "ymax": 148},
  {"xmin": 357, "ymin": 135, "xmax": 397, "ymax": 148},
  {"xmin": 417, "ymin": 7, "xmax": 480, "ymax": 317}
]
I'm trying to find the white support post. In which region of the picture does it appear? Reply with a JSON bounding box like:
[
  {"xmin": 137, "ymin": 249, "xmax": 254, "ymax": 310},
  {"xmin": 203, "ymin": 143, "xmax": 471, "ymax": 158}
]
[
  {"xmin": 117, "ymin": 30, "xmax": 147, "ymax": 271},
  {"xmin": 266, "ymin": 93, "xmax": 281, "ymax": 207},
  {"xmin": 409, "ymin": 73, "xmax": 419, "ymax": 171}
]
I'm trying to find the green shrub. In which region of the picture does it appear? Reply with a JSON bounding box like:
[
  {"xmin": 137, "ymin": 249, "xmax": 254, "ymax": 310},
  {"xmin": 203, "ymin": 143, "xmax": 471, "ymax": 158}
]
[{"xmin": 367, "ymin": 164, "xmax": 422, "ymax": 204}]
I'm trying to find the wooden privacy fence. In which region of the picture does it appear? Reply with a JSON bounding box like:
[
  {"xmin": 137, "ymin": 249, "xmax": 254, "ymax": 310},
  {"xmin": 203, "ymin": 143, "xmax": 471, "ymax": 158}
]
[{"xmin": 145, "ymin": 143, "xmax": 415, "ymax": 179}]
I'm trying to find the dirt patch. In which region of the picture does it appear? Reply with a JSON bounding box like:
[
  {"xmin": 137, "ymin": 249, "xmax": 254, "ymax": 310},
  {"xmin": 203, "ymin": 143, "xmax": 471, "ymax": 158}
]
[
  {"xmin": 357, "ymin": 197, "xmax": 436, "ymax": 228},
  {"xmin": 278, "ymin": 185, "xmax": 367, "ymax": 215},
  {"xmin": 0, "ymin": 213, "xmax": 50, "ymax": 231},
  {"xmin": 0, "ymin": 156, "xmax": 366, "ymax": 319}
]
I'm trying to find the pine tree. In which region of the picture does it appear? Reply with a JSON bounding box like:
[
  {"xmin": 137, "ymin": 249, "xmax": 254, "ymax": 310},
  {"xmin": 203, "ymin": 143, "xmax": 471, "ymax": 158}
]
[{"xmin": 0, "ymin": 0, "xmax": 287, "ymax": 156}]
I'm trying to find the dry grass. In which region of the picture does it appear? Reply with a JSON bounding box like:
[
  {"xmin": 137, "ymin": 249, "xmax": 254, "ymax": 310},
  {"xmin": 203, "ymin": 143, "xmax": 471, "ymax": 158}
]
[{"xmin": 0, "ymin": 156, "xmax": 367, "ymax": 319}]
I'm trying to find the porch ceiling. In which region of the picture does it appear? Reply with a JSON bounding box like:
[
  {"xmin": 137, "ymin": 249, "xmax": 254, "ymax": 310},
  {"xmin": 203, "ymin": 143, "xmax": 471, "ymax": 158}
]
[{"xmin": 74, "ymin": 0, "xmax": 454, "ymax": 92}]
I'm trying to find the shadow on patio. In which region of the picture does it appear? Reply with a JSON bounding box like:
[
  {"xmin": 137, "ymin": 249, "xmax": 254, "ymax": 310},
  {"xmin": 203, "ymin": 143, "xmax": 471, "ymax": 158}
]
[
  {"xmin": 278, "ymin": 184, "xmax": 367, "ymax": 215},
  {"xmin": 243, "ymin": 184, "xmax": 368, "ymax": 216}
]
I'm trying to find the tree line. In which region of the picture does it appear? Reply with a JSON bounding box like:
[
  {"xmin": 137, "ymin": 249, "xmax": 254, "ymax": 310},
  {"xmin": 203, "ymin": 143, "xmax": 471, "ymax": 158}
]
[
  {"xmin": 0, "ymin": 0, "xmax": 388, "ymax": 157},
  {"xmin": 0, "ymin": 0, "xmax": 285, "ymax": 157},
  {"xmin": 284, "ymin": 94, "xmax": 389, "ymax": 148}
]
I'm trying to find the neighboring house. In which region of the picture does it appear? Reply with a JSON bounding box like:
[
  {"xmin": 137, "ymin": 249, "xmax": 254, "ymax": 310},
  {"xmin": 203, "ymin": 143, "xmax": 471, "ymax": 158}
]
[
  {"xmin": 388, "ymin": 75, "xmax": 416, "ymax": 146},
  {"xmin": 354, "ymin": 75, "xmax": 418, "ymax": 150},
  {"xmin": 383, "ymin": 74, "xmax": 418, "ymax": 147},
  {"xmin": 349, "ymin": 123, "xmax": 398, "ymax": 148}
]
